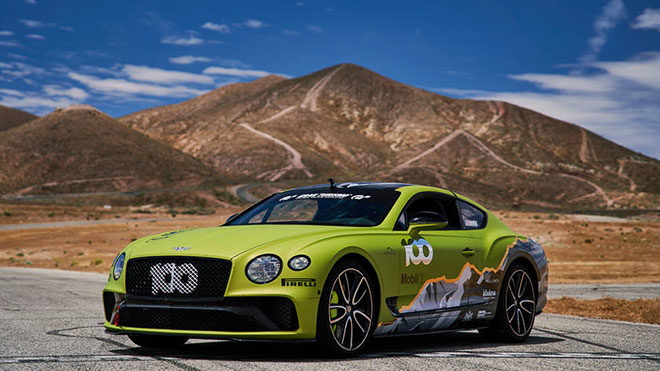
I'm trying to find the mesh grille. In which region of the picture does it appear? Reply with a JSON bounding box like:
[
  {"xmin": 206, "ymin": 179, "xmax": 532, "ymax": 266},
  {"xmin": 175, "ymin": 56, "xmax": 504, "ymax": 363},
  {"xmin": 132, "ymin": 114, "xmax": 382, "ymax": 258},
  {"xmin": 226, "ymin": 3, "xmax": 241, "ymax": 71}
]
[
  {"xmin": 125, "ymin": 256, "xmax": 231, "ymax": 299},
  {"xmin": 103, "ymin": 292, "xmax": 116, "ymax": 322},
  {"xmin": 118, "ymin": 297, "xmax": 298, "ymax": 332}
]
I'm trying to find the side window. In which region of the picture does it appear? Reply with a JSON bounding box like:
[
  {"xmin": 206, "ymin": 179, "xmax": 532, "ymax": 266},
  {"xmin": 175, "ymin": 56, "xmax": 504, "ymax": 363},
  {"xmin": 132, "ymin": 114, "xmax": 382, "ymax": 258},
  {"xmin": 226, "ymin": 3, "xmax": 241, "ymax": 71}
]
[
  {"xmin": 395, "ymin": 194, "xmax": 462, "ymax": 230},
  {"xmin": 457, "ymin": 200, "xmax": 486, "ymax": 229}
]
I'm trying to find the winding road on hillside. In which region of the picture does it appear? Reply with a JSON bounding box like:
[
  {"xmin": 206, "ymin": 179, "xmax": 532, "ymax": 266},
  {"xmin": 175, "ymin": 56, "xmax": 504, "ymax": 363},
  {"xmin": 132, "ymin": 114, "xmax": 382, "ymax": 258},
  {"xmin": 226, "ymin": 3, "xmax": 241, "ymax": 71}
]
[{"xmin": 1, "ymin": 267, "xmax": 659, "ymax": 370}]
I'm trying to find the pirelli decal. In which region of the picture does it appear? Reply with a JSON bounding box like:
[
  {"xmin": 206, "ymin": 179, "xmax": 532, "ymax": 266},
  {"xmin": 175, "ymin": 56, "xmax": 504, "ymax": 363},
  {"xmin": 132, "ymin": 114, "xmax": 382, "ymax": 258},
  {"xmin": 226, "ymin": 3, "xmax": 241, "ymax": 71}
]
[{"xmin": 281, "ymin": 278, "xmax": 317, "ymax": 287}]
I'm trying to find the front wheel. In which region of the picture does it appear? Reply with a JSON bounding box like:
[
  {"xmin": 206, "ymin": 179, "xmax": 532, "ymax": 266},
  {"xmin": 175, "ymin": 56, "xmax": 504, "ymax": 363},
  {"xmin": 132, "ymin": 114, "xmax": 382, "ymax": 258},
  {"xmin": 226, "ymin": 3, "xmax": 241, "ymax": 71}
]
[
  {"xmin": 316, "ymin": 260, "xmax": 376, "ymax": 355},
  {"xmin": 480, "ymin": 263, "xmax": 537, "ymax": 342},
  {"xmin": 127, "ymin": 334, "xmax": 188, "ymax": 348}
]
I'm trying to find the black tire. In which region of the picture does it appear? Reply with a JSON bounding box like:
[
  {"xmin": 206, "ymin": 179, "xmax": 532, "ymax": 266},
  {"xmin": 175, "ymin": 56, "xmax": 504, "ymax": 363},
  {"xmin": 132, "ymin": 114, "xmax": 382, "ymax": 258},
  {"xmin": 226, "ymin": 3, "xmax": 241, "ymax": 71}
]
[
  {"xmin": 479, "ymin": 263, "xmax": 537, "ymax": 342},
  {"xmin": 316, "ymin": 259, "xmax": 377, "ymax": 356},
  {"xmin": 127, "ymin": 334, "xmax": 189, "ymax": 348}
]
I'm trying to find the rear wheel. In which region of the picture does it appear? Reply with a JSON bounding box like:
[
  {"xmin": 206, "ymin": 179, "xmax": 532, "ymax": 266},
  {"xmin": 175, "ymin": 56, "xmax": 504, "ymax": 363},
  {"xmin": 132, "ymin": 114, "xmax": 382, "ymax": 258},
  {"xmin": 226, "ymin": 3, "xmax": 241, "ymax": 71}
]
[
  {"xmin": 127, "ymin": 334, "xmax": 188, "ymax": 348},
  {"xmin": 479, "ymin": 263, "xmax": 536, "ymax": 342},
  {"xmin": 317, "ymin": 260, "xmax": 376, "ymax": 355}
]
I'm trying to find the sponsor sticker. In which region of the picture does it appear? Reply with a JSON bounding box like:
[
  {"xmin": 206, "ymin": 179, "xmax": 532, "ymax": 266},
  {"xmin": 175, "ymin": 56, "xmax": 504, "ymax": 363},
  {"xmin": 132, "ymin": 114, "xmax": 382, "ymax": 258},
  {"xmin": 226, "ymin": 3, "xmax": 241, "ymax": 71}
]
[
  {"xmin": 400, "ymin": 273, "xmax": 425, "ymax": 285},
  {"xmin": 483, "ymin": 289, "xmax": 497, "ymax": 297},
  {"xmin": 465, "ymin": 220, "xmax": 479, "ymax": 227},
  {"xmin": 281, "ymin": 278, "xmax": 317, "ymax": 287},
  {"xmin": 402, "ymin": 238, "xmax": 434, "ymax": 266},
  {"xmin": 477, "ymin": 310, "xmax": 493, "ymax": 318},
  {"xmin": 149, "ymin": 263, "xmax": 198, "ymax": 295},
  {"xmin": 278, "ymin": 193, "xmax": 372, "ymax": 202}
]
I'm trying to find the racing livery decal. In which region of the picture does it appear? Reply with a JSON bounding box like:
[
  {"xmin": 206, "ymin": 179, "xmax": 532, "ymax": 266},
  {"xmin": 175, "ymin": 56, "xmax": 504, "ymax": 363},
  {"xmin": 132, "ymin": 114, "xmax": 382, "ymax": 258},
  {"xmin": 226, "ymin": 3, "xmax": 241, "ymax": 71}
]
[{"xmin": 374, "ymin": 238, "xmax": 547, "ymax": 336}]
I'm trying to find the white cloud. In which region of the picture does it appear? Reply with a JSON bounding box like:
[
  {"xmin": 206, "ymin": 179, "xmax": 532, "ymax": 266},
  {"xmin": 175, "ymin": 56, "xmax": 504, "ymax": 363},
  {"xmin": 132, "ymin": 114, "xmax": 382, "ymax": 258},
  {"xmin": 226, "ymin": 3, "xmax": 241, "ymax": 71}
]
[
  {"xmin": 201, "ymin": 22, "xmax": 230, "ymax": 33},
  {"xmin": 68, "ymin": 72, "xmax": 208, "ymax": 98},
  {"xmin": 0, "ymin": 30, "xmax": 14, "ymax": 36},
  {"xmin": 306, "ymin": 25, "xmax": 323, "ymax": 33},
  {"xmin": 0, "ymin": 62, "xmax": 13, "ymax": 69},
  {"xmin": 581, "ymin": 0, "xmax": 625, "ymax": 63},
  {"xmin": 0, "ymin": 88, "xmax": 24, "ymax": 96},
  {"xmin": 121, "ymin": 65, "xmax": 214, "ymax": 84},
  {"xmin": 169, "ymin": 55, "xmax": 211, "ymax": 65},
  {"xmin": 20, "ymin": 19, "xmax": 44, "ymax": 28},
  {"xmin": 593, "ymin": 52, "xmax": 660, "ymax": 90},
  {"xmin": 439, "ymin": 52, "xmax": 660, "ymax": 159},
  {"xmin": 243, "ymin": 19, "xmax": 266, "ymax": 28},
  {"xmin": 26, "ymin": 34, "xmax": 45, "ymax": 40},
  {"xmin": 632, "ymin": 8, "xmax": 660, "ymax": 32},
  {"xmin": 283, "ymin": 30, "xmax": 300, "ymax": 36},
  {"xmin": 508, "ymin": 73, "xmax": 617, "ymax": 93},
  {"xmin": 0, "ymin": 85, "xmax": 86, "ymax": 112},
  {"xmin": 161, "ymin": 33, "xmax": 203, "ymax": 45},
  {"xmin": 24, "ymin": 0, "xmax": 37, "ymax": 4},
  {"xmin": 202, "ymin": 66, "xmax": 271, "ymax": 78},
  {"xmin": 0, "ymin": 41, "xmax": 20, "ymax": 47},
  {"xmin": 19, "ymin": 18, "xmax": 72, "ymax": 31},
  {"xmin": 8, "ymin": 53, "xmax": 27, "ymax": 59},
  {"xmin": 0, "ymin": 94, "xmax": 73, "ymax": 111},
  {"xmin": 1, "ymin": 62, "xmax": 46, "ymax": 80},
  {"xmin": 43, "ymin": 85, "xmax": 89, "ymax": 100}
]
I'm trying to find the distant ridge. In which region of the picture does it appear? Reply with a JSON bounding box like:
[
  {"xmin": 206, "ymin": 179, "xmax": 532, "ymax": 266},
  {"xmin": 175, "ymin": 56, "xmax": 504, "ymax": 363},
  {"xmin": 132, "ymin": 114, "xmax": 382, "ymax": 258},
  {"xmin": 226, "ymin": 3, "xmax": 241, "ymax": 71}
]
[
  {"xmin": 0, "ymin": 105, "xmax": 38, "ymax": 132},
  {"xmin": 0, "ymin": 105, "xmax": 219, "ymax": 195}
]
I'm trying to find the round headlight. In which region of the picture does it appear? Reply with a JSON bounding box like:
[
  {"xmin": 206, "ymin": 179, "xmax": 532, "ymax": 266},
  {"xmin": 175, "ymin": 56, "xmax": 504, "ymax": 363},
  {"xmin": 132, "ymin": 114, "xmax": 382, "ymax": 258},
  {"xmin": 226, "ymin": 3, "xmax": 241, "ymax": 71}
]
[
  {"xmin": 288, "ymin": 255, "xmax": 311, "ymax": 271},
  {"xmin": 113, "ymin": 252, "xmax": 125, "ymax": 280},
  {"xmin": 246, "ymin": 254, "xmax": 282, "ymax": 284}
]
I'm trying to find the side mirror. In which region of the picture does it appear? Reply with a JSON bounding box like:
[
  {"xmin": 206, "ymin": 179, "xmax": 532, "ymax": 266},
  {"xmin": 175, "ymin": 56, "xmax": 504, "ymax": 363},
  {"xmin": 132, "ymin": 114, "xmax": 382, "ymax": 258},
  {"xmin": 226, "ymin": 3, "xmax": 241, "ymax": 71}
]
[{"xmin": 407, "ymin": 211, "xmax": 448, "ymax": 237}]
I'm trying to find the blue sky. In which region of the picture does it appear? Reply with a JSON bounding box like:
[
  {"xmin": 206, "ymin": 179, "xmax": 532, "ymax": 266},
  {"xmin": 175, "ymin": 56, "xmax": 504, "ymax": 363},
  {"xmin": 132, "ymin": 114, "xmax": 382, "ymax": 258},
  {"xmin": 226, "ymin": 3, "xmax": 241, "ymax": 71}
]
[{"xmin": 1, "ymin": 0, "xmax": 659, "ymax": 159}]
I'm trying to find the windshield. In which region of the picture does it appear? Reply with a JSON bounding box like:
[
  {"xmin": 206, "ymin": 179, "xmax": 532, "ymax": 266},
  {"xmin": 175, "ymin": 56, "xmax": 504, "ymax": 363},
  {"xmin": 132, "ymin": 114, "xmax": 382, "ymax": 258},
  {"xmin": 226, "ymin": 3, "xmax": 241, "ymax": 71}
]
[{"xmin": 228, "ymin": 189, "xmax": 400, "ymax": 227}]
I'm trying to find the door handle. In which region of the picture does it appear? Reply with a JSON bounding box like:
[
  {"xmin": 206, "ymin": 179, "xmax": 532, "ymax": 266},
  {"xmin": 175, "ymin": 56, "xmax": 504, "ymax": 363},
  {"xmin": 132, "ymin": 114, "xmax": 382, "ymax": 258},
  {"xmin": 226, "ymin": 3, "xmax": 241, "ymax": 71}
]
[{"xmin": 461, "ymin": 248, "xmax": 475, "ymax": 257}]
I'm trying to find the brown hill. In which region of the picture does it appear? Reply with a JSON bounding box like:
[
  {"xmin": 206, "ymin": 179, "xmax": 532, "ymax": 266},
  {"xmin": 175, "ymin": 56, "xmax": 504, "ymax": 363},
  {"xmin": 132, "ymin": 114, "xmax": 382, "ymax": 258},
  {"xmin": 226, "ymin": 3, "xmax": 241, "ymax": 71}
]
[
  {"xmin": 0, "ymin": 105, "xmax": 38, "ymax": 132},
  {"xmin": 0, "ymin": 105, "xmax": 219, "ymax": 195},
  {"xmin": 120, "ymin": 64, "xmax": 660, "ymax": 210}
]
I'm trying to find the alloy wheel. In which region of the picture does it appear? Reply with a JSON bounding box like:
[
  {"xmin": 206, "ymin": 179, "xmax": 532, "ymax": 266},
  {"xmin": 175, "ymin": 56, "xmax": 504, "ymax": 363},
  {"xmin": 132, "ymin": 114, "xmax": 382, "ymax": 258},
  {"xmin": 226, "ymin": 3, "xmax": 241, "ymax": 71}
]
[
  {"xmin": 504, "ymin": 269, "xmax": 536, "ymax": 337},
  {"xmin": 327, "ymin": 267, "xmax": 373, "ymax": 351}
]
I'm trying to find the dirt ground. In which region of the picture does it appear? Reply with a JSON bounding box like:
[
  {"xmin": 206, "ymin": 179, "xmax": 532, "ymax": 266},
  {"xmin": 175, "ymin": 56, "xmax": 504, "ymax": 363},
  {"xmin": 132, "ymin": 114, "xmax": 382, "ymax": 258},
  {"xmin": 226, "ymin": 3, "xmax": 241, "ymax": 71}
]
[
  {"xmin": 545, "ymin": 297, "xmax": 660, "ymax": 325},
  {"xmin": 497, "ymin": 210, "xmax": 660, "ymax": 283},
  {"xmin": 1, "ymin": 204, "xmax": 659, "ymax": 284}
]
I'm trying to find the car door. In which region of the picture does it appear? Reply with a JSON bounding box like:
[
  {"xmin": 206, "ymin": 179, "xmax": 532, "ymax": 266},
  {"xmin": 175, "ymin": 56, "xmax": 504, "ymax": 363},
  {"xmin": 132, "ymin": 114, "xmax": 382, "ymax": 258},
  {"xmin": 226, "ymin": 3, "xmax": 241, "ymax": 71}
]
[
  {"xmin": 455, "ymin": 199, "xmax": 498, "ymax": 317},
  {"xmin": 394, "ymin": 193, "xmax": 475, "ymax": 314}
]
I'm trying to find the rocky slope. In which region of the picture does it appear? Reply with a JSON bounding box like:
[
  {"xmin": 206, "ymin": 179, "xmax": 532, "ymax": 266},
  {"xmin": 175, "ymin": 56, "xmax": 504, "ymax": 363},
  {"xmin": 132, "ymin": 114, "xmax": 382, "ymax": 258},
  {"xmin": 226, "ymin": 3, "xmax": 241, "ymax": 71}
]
[
  {"xmin": 116, "ymin": 64, "xmax": 657, "ymax": 209},
  {"xmin": 0, "ymin": 105, "xmax": 219, "ymax": 195}
]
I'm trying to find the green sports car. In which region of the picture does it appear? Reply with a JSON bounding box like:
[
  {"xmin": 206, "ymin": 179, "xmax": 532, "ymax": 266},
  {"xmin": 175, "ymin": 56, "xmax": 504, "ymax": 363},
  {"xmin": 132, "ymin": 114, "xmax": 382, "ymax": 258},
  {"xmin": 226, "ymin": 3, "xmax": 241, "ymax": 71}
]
[{"xmin": 103, "ymin": 182, "xmax": 548, "ymax": 354}]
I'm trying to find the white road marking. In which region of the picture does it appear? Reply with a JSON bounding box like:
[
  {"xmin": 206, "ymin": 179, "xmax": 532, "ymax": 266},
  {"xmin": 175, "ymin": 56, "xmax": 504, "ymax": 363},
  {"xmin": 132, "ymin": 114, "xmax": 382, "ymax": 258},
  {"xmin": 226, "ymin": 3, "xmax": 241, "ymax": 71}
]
[{"xmin": 2, "ymin": 351, "xmax": 658, "ymax": 364}]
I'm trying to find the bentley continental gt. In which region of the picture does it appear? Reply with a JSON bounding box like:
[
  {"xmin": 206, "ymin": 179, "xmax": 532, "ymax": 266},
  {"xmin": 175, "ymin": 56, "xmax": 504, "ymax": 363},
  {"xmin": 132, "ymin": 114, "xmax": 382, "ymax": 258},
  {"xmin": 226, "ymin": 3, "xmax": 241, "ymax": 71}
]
[{"xmin": 103, "ymin": 182, "xmax": 548, "ymax": 355}]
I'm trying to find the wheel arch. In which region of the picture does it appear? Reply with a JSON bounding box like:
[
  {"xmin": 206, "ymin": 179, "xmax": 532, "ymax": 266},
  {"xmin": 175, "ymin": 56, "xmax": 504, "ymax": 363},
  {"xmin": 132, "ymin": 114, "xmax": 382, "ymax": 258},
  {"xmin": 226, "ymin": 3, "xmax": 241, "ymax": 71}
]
[
  {"xmin": 502, "ymin": 255, "xmax": 540, "ymax": 301},
  {"xmin": 331, "ymin": 253, "xmax": 382, "ymax": 310}
]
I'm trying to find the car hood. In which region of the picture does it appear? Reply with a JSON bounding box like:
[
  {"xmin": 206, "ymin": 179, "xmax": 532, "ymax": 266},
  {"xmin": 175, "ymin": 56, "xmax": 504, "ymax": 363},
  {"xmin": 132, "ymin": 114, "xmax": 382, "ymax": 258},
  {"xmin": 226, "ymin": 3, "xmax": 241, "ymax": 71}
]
[{"xmin": 127, "ymin": 224, "xmax": 362, "ymax": 260}]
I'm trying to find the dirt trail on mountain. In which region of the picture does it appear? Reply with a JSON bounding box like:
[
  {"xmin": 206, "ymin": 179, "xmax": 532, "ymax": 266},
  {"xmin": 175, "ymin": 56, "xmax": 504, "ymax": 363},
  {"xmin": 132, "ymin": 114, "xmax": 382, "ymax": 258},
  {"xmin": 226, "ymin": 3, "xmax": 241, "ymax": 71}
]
[
  {"xmin": 392, "ymin": 128, "xmax": 613, "ymax": 206},
  {"xmin": 258, "ymin": 106, "xmax": 297, "ymax": 124},
  {"xmin": 300, "ymin": 65, "xmax": 344, "ymax": 112},
  {"xmin": 239, "ymin": 123, "xmax": 313, "ymax": 181},
  {"xmin": 238, "ymin": 66, "xmax": 347, "ymax": 180}
]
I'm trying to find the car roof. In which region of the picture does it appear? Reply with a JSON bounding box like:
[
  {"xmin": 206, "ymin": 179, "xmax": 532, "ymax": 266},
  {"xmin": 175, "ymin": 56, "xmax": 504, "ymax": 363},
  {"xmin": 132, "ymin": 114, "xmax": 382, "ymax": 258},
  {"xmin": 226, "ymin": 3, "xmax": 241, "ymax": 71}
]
[
  {"xmin": 291, "ymin": 182, "xmax": 460, "ymax": 196},
  {"xmin": 293, "ymin": 182, "xmax": 413, "ymax": 191}
]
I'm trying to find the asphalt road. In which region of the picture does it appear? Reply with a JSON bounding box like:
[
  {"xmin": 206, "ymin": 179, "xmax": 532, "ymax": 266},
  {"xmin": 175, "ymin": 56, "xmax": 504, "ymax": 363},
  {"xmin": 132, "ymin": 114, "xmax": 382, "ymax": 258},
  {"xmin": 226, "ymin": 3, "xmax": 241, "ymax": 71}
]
[{"xmin": 1, "ymin": 268, "xmax": 659, "ymax": 370}]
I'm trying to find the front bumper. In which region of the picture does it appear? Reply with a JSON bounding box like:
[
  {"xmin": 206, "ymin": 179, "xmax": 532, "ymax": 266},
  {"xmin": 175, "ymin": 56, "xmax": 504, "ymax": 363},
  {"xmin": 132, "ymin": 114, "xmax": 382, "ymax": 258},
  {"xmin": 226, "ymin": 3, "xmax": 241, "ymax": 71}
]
[{"xmin": 103, "ymin": 292, "xmax": 319, "ymax": 340}]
